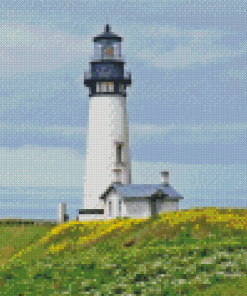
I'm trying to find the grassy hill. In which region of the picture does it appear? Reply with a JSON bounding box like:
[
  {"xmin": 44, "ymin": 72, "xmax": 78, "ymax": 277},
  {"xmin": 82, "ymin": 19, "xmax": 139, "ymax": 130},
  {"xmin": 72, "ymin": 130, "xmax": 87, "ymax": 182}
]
[{"xmin": 0, "ymin": 207, "xmax": 247, "ymax": 295}]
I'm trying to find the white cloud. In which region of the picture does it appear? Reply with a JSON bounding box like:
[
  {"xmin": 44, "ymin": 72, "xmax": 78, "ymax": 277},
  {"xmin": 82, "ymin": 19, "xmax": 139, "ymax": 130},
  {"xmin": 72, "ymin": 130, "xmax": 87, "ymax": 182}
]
[
  {"xmin": 142, "ymin": 25, "xmax": 223, "ymax": 39},
  {"xmin": 129, "ymin": 25, "xmax": 247, "ymax": 69},
  {"xmin": 0, "ymin": 121, "xmax": 245, "ymax": 187},
  {"xmin": 132, "ymin": 123, "xmax": 247, "ymax": 134},
  {"xmin": 0, "ymin": 96, "xmax": 19, "ymax": 112},
  {"xmin": 0, "ymin": 22, "xmax": 93, "ymax": 74},
  {"xmin": 130, "ymin": 123, "xmax": 247, "ymax": 144},
  {"xmin": 0, "ymin": 123, "xmax": 87, "ymax": 139},
  {"xmin": 1, "ymin": 21, "xmax": 245, "ymax": 74},
  {"xmin": 0, "ymin": 122, "xmax": 245, "ymax": 145},
  {"xmin": 135, "ymin": 46, "xmax": 245, "ymax": 69},
  {"xmin": 0, "ymin": 146, "xmax": 85, "ymax": 187},
  {"xmin": 0, "ymin": 142, "xmax": 246, "ymax": 198},
  {"xmin": 227, "ymin": 70, "xmax": 247, "ymax": 80}
]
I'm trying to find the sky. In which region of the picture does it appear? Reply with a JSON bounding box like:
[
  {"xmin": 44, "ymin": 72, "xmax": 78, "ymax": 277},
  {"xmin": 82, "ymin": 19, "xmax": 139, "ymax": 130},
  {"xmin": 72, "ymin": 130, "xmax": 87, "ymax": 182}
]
[{"xmin": 0, "ymin": 0, "xmax": 246, "ymax": 209}]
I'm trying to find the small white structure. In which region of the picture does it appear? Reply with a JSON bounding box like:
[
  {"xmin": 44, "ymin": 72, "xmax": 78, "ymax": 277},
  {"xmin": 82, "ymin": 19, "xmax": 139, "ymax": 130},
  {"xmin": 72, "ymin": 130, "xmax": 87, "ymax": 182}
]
[
  {"xmin": 100, "ymin": 171, "xmax": 182, "ymax": 220},
  {"xmin": 79, "ymin": 171, "xmax": 183, "ymax": 221},
  {"xmin": 78, "ymin": 25, "xmax": 184, "ymax": 221},
  {"xmin": 58, "ymin": 203, "xmax": 69, "ymax": 223}
]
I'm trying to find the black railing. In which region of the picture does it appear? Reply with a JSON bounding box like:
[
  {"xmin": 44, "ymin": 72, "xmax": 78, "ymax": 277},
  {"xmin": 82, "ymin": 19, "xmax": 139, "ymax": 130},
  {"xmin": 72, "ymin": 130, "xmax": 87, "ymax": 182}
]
[
  {"xmin": 84, "ymin": 70, "xmax": 131, "ymax": 80},
  {"xmin": 90, "ymin": 55, "xmax": 125, "ymax": 62}
]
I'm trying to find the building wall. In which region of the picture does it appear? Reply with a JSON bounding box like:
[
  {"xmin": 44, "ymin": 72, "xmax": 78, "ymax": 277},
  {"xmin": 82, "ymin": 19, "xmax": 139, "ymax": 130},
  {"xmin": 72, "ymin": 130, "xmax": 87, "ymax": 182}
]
[
  {"xmin": 104, "ymin": 191, "xmax": 127, "ymax": 218},
  {"xmin": 104, "ymin": 195, "xmax": 180, "ymax": 219},
  {"xmin": 83, "ymin": 95, "xmax": 131, "ymax": 210},
  {"xmin": 79, "ymin": 214, "xmax": 107, "ymax": 222},
  {"xmin": 125, "ymin": 198, "xmax": 151, "ymax": 218},
  {"xmin": 156, "ymin": 200, "xmax": 179, "ymax": 214},
  {"xmin": 79, "ymin": 193, "xmax": 180, "ymax": 221}
]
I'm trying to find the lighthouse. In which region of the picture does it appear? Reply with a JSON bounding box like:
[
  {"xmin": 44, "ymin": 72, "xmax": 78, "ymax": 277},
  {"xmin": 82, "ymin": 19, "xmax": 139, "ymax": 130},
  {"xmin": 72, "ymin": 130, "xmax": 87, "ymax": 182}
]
[
  {"xmin": 79, "ymin": 25, "xmax": 184, "ymax": 221},
  {"xmin": 79, "ymin": 25, "xmax": 132, "ymax": 220}
]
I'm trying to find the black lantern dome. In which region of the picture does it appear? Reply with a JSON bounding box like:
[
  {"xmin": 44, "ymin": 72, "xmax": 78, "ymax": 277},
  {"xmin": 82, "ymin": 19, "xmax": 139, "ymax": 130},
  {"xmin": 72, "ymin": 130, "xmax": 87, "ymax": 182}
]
[
  {"xmin": 93, "ymin": 24, "xmax": 122, "ymax": 42},
  {"xmin": 84, "ymin": 24, "xmax": 131, "ymax": 97}
]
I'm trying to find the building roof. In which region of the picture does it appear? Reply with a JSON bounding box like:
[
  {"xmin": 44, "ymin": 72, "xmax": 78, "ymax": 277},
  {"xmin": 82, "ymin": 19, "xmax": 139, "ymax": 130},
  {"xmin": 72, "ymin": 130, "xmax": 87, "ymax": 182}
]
[
  {"xmin": 100, "ymin": 183, "xmax": 184, "ymax": 201},
  {"xmin": 94, "ymin": 24, "xmax": 122, "ymax": 42}
]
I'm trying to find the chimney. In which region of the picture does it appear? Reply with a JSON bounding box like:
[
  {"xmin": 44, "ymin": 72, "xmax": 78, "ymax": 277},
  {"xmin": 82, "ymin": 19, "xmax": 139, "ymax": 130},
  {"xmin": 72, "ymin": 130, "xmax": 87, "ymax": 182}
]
[{"xmin": 161, "ymin": 171, "xmax": 169, "ymax": 186}]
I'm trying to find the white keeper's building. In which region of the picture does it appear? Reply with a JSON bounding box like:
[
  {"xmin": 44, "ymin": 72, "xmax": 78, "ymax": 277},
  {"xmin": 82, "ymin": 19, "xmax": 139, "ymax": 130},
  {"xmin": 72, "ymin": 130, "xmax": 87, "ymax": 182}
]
[{"xmin": 78, "ymin": 25, "xmax": 184, "ymax": 221}]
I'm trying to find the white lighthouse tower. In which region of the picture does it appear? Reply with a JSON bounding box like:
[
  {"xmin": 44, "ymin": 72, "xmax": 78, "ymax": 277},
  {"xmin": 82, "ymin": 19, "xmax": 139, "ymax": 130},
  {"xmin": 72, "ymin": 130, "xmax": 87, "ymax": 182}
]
[{"xmin": 79, "ymin": 24, "xmax": 132, "ymax": 220}]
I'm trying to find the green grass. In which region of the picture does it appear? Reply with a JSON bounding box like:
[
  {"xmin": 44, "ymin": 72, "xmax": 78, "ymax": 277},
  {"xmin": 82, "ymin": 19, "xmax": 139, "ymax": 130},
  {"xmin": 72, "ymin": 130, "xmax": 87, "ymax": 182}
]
[
  {"xmin": 0, "ymin": 209, "xmax": 247, "ymax": 295},
  {"xmin": 0, "ymin": 221, "xmax": 56, "ymax": 267}
]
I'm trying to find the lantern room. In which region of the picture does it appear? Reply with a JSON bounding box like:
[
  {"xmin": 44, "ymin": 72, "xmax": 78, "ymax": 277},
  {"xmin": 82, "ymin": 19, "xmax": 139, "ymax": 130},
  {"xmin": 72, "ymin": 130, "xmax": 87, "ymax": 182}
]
[
  {"xmin": 84, "ymin": 24, "xmax": 131, "ymax": 97},
  {"xmin": 93, "ymin": 24, "xmax": 122, "ymax": 61}
]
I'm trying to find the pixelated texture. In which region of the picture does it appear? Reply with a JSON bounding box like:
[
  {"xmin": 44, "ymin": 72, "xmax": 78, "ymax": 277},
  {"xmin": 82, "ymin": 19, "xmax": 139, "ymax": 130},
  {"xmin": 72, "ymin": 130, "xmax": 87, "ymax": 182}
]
[
  {"xmin": 0, "ymin": 0, "xmax": 246, "ymax": 294},
  {"xmin": 1, "ymin": 209, "xmax": 247, "ymax": 293}
]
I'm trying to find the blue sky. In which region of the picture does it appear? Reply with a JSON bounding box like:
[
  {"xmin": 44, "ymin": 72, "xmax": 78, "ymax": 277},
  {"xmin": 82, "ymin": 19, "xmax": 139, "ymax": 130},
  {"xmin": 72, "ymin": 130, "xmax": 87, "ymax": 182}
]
[{"xmin": 0, "ymin": 0, "xmax": 246, "ymax": 208}]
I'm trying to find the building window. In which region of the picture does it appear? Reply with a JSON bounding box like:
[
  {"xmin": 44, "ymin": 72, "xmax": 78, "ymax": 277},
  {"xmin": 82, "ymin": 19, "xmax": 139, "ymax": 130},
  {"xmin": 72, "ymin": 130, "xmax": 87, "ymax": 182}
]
[
  {"xmin": 96, "ymin": 83, "xmax": 100, "ymax": 92},
  {"xmin": 116, "ymin": 143, "xmax": 122, "ymax": 163},
  {"xmin": 119, "ymin": 200, "xmax": 122, "ymax": 215},
  {"xmin": 109, "ymin": 201, "xmax": 112, "ymax": 217}
]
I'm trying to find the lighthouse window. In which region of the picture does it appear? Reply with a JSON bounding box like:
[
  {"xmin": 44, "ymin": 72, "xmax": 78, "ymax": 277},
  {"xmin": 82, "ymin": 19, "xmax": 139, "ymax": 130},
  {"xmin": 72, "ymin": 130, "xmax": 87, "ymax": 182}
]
[
  {"xmin": 96, "ymin": 82, "xmax": 105, "ymax": 92},
  {"xmin": 101, "ymin": 82, "xmax": 107, "ymax": 92},
  {"xmin": 96, "ymin": 83, "xmax": 100, "ymax": 92},
  {"xmin": 106, "ymin": 82, "xmax": 114, "ymax": 92},
  {"xmin": 96, "ymin": 82, "xmax": 114, "ymax": 93},
  {"xmin": 116, "ymin": 143, "xmax": 122, "ymax": 163},
  {"xmin": 114, "ymin": 43, "xmax": 121, "ymax": 59},
  {"xmin": 94, "ymin": 43, "xmax": 102, "ymax": 60},
  {"xmin": 119, "ymin": 200, "xmax": 122, "ymax": 215},
  {"xmin": 119, "ymin": 83, "xmax": 125, "ymax": 92},
  {"xmin": 103, "ymin": 45, "xmax": 114, "ymax": 58}
]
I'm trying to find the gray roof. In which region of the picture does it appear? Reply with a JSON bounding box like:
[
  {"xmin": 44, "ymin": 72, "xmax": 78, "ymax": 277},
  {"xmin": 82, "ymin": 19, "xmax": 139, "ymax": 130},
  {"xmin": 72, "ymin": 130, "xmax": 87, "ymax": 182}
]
[{"xmin": 100, "ymin": 183, "xmax": 184, "ymax": 200}]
